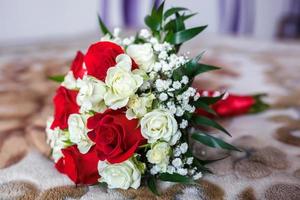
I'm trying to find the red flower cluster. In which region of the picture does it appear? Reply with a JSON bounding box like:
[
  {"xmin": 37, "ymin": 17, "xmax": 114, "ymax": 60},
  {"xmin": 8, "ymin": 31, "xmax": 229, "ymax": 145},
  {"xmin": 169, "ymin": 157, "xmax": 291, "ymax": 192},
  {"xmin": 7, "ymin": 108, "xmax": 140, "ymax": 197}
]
[{"xmin": 50, "ymin": 42, "xmax": 142, "ymax": 184}]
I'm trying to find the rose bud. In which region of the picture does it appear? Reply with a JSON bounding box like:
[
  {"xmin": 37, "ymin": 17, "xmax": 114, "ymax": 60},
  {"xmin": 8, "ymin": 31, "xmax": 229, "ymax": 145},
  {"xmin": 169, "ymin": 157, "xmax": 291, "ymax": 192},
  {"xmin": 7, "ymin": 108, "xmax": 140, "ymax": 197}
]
[{"xmin": 195, "ymin": 91, "xmax": 269, "ymax": 118}]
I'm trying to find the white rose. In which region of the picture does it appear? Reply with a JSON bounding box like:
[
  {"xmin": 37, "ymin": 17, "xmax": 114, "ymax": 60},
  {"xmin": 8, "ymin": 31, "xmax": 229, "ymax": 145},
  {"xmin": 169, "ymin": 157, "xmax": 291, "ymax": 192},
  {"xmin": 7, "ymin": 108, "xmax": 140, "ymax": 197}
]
[
  {"xmin": 61, "ymin": 71, "xmax": 78, "ymax": 90},
  {"xmin": 141, "ymin": 109, "xmax": 178, "ymax": 144},
  {"xmin": 77, "ymin": 75, "xmax": 107, "ymax": 113},
  {"xmin": 104, "ymin": 54, "xmax": 143, "ymax": 110},
  {"xmin": 68, "ymin": 114, "xmax": 94, "ymax": 154},
  {"xmin": 46, "ymin": 117, "xmax": 70, "ymax": 162},
  {"xmin": 126, "ymin": 93, "xmax": 155, "ymax": 119},
  {"xmin": 98, "ymin": 159, "xmax": 141, "ymax": 189},
  {"xmin": 126, "ymin": 43, "xmax": 155, "ymax": 72},
  {"xmin": 146, "ymin": 142, "xmax": 171, "ymax": 172}
]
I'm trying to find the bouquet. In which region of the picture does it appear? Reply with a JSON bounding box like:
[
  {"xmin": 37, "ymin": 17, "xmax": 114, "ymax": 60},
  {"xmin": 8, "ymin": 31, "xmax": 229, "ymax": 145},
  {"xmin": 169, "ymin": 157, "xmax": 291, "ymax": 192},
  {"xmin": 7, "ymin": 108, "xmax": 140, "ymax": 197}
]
[{"xmin": 46, "ymin": 1, "xmax": 268, "ymax": 194}]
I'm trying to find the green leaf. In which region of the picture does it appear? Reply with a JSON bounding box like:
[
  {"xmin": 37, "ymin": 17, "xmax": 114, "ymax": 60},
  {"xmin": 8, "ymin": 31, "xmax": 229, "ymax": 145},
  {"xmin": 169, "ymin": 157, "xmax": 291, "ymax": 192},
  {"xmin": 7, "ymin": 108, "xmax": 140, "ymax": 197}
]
[
  {"xmin": 248, "ymin": 94, "xmax": 269, "ymax": 113},
  {"xmin": 165, "ymin": 25, "xmax": 207, "ymax": 45},
  {"xmin": 186, "ymin": 62, "xmax": 220, "ymax": 78},
  {"xmin": 147, "ymin": 176, "xmax": 160, "ymax": 196},
  {"xmin": 197, "ymin": 155, "xmax": 230, "ymax": 165},
  {"xmin": 144, "ymin": 15, "xmax": 161, "ymax": 32},
  {"xmin": 99, "ymin": 182, "xmax": 108, "ymax": 188},
  {"xmin": 171, "ymin": 52, "xmax": 219, "ymax": 81},
  {"xmin": 185, "ymin": 148, "xmax": 213, "ymax": 173},
  {"xmin": 164, "ymin": 7, "xmax": 188, "ymax": 19},
  {"xmin": 145, "ymin": 1, "xmax": 165, "ymax": 33},
  {"xmin": 186, "ymin": 51, "xmax": 205, "ymax": 69},
  {"xmin": 192, "ymin": 51, "xmax": 205, "ymax": 62},
  {"xmin": 171, "ymin": 64, "xmax": 186, "ymax": 81},
  {"xmin": 197, "ymin": 94, "xmax": 224, "ymax": 105},
  {"xmin": 164, "ymin": 13, "xmax": 197, "ymax": 31},
  {"xmin": 157, "ymin": 1, "xmax": 165, "ymax": 22},
  {"xmin": 175, "ymin": 13, "xmax": 185, "ymax": 32},
  {"xmin": 192, "ymin": 100, "xmax": 216, "ymax": 115},
  {"xmin": 192, "ymin": 115, "xmax": 231, "ymax": 136},
  {"xmin": 48, "ymin": 75, "xmax": 64, "ymax": 83},
  {"xmin": 159, "ymin": 173, "xmax": 194, "ymax": 184},
  {"xmin": 97, "ymin": 15, "xmax": 112, "ymax": 36},
  {"xmin": 193, "ymin": 158, "xmax": 213, "ymax": 173},
  {"xmin": 192, "ymin": 132, "xmax": 241, "ymax": 151}
]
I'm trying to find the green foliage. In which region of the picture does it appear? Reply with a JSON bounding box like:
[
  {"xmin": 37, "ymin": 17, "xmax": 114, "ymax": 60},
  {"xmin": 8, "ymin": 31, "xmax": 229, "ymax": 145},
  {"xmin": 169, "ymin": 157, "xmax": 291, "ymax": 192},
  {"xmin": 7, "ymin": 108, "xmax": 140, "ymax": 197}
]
[
  {"xmin": 192, "ymin": 132, "xmax": 241, "ymax": 151},
  {"xmin": 48, "ymin": 75, "xmax": 64, "ymax": 83},
  {"xmin": 196, "ymin": 155, "xmax": 230, "ymax": 165},
  {"xmin": 159, "ymin": 173, "xmax": 194, "ymax": 184},
  {"xmin": 165, "ymin": 26, "xmax": 207, "ymax": 45},
  {"xmin": 98, "ymin": 15, "xmax": 112, "ymax": 36},
  {"xmin": 144, "ymin": 1, "xmax": 165, "ymax": 36},
  {"xmin": 191, "ymin": 115, "xmax": 231, "ymax": 136},
  {"xmin": 99, "ymin": 182, "xmax": 108, "ymax": 188},
  {"xmin": 192, "ymin": 93, "xmax": 225, "ymax": 115},
  {"xmin": 143, "ymin": 2, "xmax": 205, "ymax": 53},
  {"xmin": 249, "ymin": 94, "xmax": 269, "ymax": 113},
  {"xmin": 192, "ymin": 158, "xmax": 213, "ymax": 173},
  {"xmin": 164, "ymin": 13, "xmax": 196, "ymax": 32},
  {"xmin": 196, "ymin": 94, "xmax": 225, "ymax": 105},
  {"xmin": 192, "ymin": 100, "xmax": 216, "ymax": 115},
  {"xmin": 147, "ymin": 176, "xmax": 160, "ymax": 196},
  {"xmin": 164, "ymin": 7, "xmax": 188, "ymax": 19},
  {"xmin": 172, "ymin": 52, "xmax": 220, "ymax": 82}
]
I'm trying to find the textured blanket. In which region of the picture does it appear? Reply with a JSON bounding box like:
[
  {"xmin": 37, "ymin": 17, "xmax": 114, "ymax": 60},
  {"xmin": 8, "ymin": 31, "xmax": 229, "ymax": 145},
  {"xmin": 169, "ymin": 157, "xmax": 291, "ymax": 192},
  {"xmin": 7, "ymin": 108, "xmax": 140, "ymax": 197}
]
[{"xmin": 0, "ymin": 36, "xmax": 299, "ymax": 200}]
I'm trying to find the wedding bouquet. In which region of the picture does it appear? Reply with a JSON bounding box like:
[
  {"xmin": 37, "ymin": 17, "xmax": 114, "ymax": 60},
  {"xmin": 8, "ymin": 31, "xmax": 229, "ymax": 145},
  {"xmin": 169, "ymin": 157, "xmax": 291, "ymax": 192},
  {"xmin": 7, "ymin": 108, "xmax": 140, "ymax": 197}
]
[{"xmin": 46, "ymin": 1, "xmax": 268, "ymax": 194}]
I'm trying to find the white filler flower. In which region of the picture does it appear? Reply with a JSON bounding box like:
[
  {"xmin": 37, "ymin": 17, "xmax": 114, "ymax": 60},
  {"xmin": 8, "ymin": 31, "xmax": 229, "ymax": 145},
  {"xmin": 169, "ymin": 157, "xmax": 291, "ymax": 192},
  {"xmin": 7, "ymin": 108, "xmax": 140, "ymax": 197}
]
[
  {"xmin": 141, "ymin": 109, "xmax": 178, "ymax": 144},
  {"xmin": 98, "ymin": 159, "xmax": 141, "ymax": 189},
  {"xmin": 104, "ymin": 54, "xmax": 143, "ymax": 110},
  {"xmin": 126, "ymin": 43, "xmax": 155, "ymax": 72},
  {"xmin": 146, "ymin": 142, "xmax": 171, "ymax": 171},
  {"xmin": 68, "ymin": 113, "xmax": 94, "ymax": 154},
  {"xmin": 77, "ymin": 75, "xmax": 107, "ymax": 113}
]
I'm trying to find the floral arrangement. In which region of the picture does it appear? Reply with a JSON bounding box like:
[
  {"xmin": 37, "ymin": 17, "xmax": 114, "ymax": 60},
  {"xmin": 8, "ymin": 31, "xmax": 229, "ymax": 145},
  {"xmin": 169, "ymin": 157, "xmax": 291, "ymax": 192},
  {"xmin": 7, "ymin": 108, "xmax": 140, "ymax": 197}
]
[{"xmin": 46, "ymin": 2, "xmax": 268, "ymax": 194}]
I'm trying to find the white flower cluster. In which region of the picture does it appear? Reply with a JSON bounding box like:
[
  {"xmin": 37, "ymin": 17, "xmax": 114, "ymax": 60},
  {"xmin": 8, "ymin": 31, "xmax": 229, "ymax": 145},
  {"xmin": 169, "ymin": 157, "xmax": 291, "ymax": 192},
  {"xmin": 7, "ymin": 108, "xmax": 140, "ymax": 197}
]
[
  {"xmin": 99, "ymin": 29, "xmax": 203, "ymax": 178},
  {"xmin": 166, "ymin": 142, "xmax": 203, "ymax": 180},
  {"xmin": 100, "ymin": 28, "xmax": 135, "ymax": 47},
  {"xmin": 154, "ymin": 80, "xmax": 197, "ymax": 118}
]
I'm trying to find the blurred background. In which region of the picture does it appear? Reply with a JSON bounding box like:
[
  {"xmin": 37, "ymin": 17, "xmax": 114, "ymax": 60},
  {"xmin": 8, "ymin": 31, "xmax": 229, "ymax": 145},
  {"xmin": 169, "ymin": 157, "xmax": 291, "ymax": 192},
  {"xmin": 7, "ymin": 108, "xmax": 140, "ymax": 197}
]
[{"xmin": 1, "ymin": 0, "xmax": 300, "ymax": 46}]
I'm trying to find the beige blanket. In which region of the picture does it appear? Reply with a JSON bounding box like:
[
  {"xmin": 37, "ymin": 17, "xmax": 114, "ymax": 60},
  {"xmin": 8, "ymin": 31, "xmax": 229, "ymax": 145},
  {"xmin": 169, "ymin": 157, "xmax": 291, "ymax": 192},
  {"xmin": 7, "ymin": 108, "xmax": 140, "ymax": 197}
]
[{"xmin": 0, "ymin": 36, "xmax": 299, "ymax": 200}]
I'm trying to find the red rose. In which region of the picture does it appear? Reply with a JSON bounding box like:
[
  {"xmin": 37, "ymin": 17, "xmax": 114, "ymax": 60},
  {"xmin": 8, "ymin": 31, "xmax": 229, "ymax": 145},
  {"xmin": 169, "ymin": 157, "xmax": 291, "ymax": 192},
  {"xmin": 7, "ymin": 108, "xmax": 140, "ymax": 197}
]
[
  {"xmin": 70, "ymin": 51, "xmax": 85, "ymax": 79},
  {"xmin": 195, "ymin": 90, "xmax": 256, "ymax": 117},
  {"xmin": 55, "ymin": 145, "xmax": 99, "ymax": 185},
  {"xmin": 51, "ymin": 86, "xmax": 79, "ymax": 129},
  {"xmin": 84, "ymin": 41, "xmax": 124, "ymax": 81},
  {"xmin": 212, "ymin": 95, "xmax": 255, "ymax": 117},
  {"xmin": 87, "ymin": 109, "xmax": 144, "ymax": 164}
]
